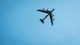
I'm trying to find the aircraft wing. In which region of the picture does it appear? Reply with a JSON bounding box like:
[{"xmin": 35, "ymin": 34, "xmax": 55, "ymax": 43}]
[{"xmin": 37, "ymin": 9, "xmax": 48, "ymax": 13}]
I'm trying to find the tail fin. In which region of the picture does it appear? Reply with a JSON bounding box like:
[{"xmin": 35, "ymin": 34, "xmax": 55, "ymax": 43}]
[{"xmin": 39, "ymin": 19, "xmax": 44, "ymax": 24}]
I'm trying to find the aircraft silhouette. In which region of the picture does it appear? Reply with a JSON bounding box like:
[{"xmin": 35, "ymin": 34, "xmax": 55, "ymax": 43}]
[{"xmin": 37, "ymin": 8, "xmax": 55, "ymax": 25}]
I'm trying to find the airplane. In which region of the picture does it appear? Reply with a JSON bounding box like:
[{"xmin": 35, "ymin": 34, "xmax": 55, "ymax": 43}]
[{"xmin": 37, "ymin": 8, "xmax": 55, "ymax": 25}]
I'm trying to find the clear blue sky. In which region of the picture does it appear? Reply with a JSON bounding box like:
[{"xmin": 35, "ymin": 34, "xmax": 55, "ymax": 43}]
[{"xmin": 1, "ymin": 0, "xmax": 80, "ymax": 45}]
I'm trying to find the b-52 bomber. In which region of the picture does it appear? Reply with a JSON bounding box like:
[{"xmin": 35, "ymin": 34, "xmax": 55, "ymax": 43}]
[{"xmin": 37, "ymin": 8, "xmax": 55, "ymax": 25}]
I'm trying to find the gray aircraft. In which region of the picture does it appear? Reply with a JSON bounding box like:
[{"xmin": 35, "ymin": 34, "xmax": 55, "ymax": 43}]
[{"xmin": 37, "ymin": 8, "xmax": 55, "ymax": 25}]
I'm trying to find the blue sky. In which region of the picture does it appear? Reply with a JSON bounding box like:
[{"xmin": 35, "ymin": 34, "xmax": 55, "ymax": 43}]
[{"xmin": 1, "ymin": 0, "xmax": 80, "ymax": 45}]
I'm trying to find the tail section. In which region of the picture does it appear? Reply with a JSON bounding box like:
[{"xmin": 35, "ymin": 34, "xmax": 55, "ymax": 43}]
[{"xmin": 39, "ymin": 19, "xmax": 44, "ymax": 24}]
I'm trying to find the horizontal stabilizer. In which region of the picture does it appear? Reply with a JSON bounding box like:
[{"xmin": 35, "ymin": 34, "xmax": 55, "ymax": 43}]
[{"xmin": 39, "ymin": 19, "xmax": 44, "ymax": 24}]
